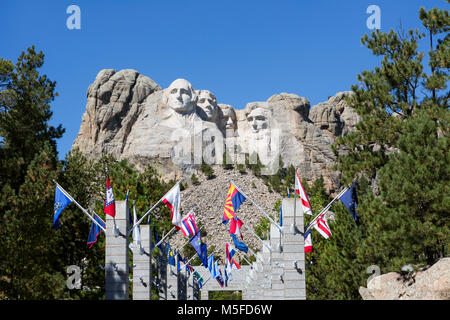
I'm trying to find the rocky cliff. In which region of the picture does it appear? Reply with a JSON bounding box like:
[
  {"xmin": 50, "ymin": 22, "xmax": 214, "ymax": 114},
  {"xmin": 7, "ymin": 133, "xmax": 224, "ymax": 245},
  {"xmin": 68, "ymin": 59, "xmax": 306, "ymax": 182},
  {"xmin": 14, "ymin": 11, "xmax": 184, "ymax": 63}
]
[
  {"xmin": 359, "ymin": 258, "xmax": 450, "ymax": 300},
  {"xmin": 73, "ymin": 69, "xmax": 360, "ymax": 194}
]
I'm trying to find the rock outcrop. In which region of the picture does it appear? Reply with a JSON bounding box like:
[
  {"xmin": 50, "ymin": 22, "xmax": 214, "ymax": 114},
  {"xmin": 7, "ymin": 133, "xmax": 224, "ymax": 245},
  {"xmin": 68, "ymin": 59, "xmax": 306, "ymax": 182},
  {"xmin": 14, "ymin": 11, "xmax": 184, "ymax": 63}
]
[
  {"xmin": 73, "ymin": 69, "xmax": 360, "ymax": 193},
  {"xmin": 359, "ymin": 258, "xmax": 450, "ymax": 300}
]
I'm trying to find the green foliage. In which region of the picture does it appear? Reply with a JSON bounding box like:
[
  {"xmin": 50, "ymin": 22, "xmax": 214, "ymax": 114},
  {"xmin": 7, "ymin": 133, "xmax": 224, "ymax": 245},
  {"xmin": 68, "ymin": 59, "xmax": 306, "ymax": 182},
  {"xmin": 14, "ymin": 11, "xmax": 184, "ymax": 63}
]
[
  {"xmin": 325, "ymin": 2, "xmax": 450, "ymax": 298},
  {"xmin": 200, "ymin": 160, "xmax": 215, "ymax": 180},
  {"xmin": 222, "ymin": 151, "xmax": 234, "ymax": 170},
  {"xmin": 237, "ymin": 163, "xmax": 246, "ymax": 174},
  {"xmin": 191, "ymin": 173, "xmax": 200, "ymax": 186},
  {"xmin": 209, "ymin": 290, "xmax": 242, "ymax": 300},
  {"xmin": 253, "ymin": 214, "xmax": 274, "ymax": 240}
]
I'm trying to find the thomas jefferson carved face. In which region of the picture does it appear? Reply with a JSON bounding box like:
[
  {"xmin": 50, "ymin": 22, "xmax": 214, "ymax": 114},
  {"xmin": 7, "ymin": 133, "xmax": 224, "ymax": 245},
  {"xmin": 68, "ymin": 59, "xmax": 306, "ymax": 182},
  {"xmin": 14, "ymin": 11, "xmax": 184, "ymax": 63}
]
[
  {"xmin": 164, "ymin": 79, "xmax": 197, "ymax": 114},
  {"xmin": 196, "ymin": 90, "xmax": 219, "ymax": 122}
]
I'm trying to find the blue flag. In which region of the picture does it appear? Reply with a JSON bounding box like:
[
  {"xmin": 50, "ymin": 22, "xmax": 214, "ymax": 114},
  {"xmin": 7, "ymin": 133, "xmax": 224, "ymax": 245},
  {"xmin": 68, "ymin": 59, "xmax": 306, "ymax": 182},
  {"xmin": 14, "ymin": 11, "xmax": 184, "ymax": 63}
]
[
  {"xmin": 339, "ymin": 183, "xmax": 359, "ymax": 225},
  {"xmin": 53, "ymin": 185, "xmax": 73, "ymax": 229},
  {"xmin": 208, "ymin": 254, "xmax": 217, "ymax": 278},
  {"xmin": 177, "ymin": 251, "xmax": 182, "ymax": 272},
  {"xmin": 87, "ymin": 214, "xmax": 105, "ymax": 248},
  {"xmin": 167, "ymin": 242, "xmax": 175, "ymax": 266},
  {"xmin": 190, "ymin": 232, "xmax": 208, "ymax": 268},
  {"xmin": 230, "ymin": 234, "xmax": 248, "ymax": 253},
  {"xmin": 215, "ymin": 264, "xmax": 225, "ymax": 287},
  {"xmin": 279, "ymin": 205, "xmax": 283, "ymax": 227}
]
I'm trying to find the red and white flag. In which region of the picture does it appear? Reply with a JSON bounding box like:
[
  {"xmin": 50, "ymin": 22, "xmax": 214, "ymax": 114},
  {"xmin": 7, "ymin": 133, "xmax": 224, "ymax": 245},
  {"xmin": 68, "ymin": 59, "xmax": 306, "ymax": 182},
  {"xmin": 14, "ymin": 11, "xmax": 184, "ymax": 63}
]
[
  {"xmin": 162, "ymin": 183, "xmax": 181, "ymax": 228},
  {"xmin": 295, "ymin": 172, "xmax": 313, "ymax": 215},
  {"xmin": 180, "ymin": 211, "xmax": 198, "ymax": 237},
  {"xmin": 313, "ymin": 213, "xmax": 332, "ymax": 239},
  {"xmin": 304, "ymin": 230, "xmax": 313, "ymax": 253},
  {"xmin": 229, "ymin": 217, "xmax": 244, "ymax": 240},
  {"xmin": 104, "ymin": 174, "xmax": 116, "ymax": 218}
]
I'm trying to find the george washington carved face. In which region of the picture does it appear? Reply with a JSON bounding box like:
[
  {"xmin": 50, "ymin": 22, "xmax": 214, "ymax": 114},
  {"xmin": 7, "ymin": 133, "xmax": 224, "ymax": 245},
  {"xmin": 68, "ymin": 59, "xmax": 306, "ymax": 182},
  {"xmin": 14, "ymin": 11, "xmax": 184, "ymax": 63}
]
[{"xmin": 163, "ymin": 79, "xmax": 198, "ymax": 114}]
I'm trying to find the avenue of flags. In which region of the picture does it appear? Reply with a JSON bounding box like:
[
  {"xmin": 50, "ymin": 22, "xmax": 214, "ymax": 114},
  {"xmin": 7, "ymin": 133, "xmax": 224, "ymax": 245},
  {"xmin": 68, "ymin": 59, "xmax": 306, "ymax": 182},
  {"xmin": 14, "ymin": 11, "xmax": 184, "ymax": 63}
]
[{"xmin": 51, "ymin": 166, "xmax": 359, "ymax": 290}]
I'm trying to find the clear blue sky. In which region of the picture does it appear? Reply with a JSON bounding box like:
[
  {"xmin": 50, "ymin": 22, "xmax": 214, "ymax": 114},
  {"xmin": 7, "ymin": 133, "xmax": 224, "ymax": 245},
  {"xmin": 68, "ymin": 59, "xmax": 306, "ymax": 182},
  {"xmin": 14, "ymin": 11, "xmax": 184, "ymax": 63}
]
[{"xmin": 1, "ymin": 0, "xmax": 445, "ymax": 159}]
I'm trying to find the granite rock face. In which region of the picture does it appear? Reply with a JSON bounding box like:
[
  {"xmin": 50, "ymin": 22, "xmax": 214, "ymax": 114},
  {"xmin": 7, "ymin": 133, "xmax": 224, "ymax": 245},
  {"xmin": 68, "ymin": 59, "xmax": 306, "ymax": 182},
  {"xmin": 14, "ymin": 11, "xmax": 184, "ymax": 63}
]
[
  {"xmin": 72, "ymin": 69, "xmax": 360, "ymax": 193},
  {"xmin": 359, "ymin": 258, "xmax": 450, "ymax": 300}
]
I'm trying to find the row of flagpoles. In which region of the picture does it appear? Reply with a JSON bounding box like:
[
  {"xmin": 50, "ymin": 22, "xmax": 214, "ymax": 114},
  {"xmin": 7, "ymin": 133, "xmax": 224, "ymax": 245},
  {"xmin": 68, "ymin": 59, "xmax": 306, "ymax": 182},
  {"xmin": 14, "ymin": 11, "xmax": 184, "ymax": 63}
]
[{"xmin": 51, "ymin": 166, "xmax": 359, "ymax": 292}]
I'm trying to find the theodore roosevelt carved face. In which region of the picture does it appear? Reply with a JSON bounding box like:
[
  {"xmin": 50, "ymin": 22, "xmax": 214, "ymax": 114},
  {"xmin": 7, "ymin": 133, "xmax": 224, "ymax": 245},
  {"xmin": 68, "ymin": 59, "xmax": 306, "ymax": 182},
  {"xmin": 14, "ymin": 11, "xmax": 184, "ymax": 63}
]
[{"xmin": 164, "ymin": 79, "xmax": 198, "ymax": 114}]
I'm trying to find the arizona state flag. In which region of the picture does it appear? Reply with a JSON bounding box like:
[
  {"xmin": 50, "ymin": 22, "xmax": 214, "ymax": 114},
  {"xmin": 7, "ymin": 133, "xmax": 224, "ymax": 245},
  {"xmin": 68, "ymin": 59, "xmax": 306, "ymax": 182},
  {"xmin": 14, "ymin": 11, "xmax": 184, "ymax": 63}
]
[{"xmin": 223, "ymin": 183, "xmax": 246, "ymax": 224}]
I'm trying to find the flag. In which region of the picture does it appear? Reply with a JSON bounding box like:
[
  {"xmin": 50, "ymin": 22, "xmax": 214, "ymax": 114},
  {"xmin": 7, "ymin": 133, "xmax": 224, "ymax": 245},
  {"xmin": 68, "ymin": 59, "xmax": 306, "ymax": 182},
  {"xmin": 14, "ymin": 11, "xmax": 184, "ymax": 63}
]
[
  {"xmin": 53, "ymin": 185, "xmax": 73, "ymax": 229},
  {"xmin": 224, "ymin": 265, "xmax": 229, "ymax": 287},
  {"xmin": 180, "ymin": 211, "xmax": 198, "ymax": 237},
  {"xmin": 193, "ymin": 271, "xmax": 204, "ymax": 289},
  {"xmin": 339, "ymin": 183, "xmax": 359, "ymax": 225},
  {"xmin": 215, "ymin": 265, "xmax": 225, "ymax": 287},
  {"xmin": 304, "ymin": 229, "xmax": 313, "ymax": 253},
  {"xmin": 189, "ymin": 232, "xmax": 208, "ymax": 268},
  {"xmin": 208, "ymin": 254, "xmax": 217, "ymax": 278},
  {"xmin": 87, "ymin": 214, "xmax": 106, "ymax": 248},
  {"xmin": 279, "ymin": 205, "xmax": 283, "ymax": 227},
  {"xmin": 162, "ymin": 184, "xmax": 181, "ymax": 228},
  {"xmin": 229, "ymin": 217, "xmax": 244, "ymax": 239},
  {"xmin": 177, "ymin": 251, "xmax": 183, "ymax": 272},
  {"xmin": 185, "ymin": 261, "xmax": 195, "ymax": 277},
  {"xmin": 167, "ymin": 242, "xmax": 175, "ymax": 266},
  {"xmin": 231, "ymin": 258, "xmax": 241, "ymax": 269},
  {"xmin": 104, "ymin": 174, "xmax": 116, "ymax": 218},
  {"xmin": 313, "ymin": 213, "xmax": 332, "ymax": 239},
  {"xmin": 225, "ymin": 242, "xmax": 236, "ymax": 265},
  {"xmin": 223, "ymin": 183, "xmax": 246, "ymax": 224},
  {"xmin": 225, "ymin": 260, "xmax": 233, "ymax": 283},
  {"xmin": 132, "ymin": 204, "xmax": 141, "ymax": 249},
  {"xmin": 153, "ymin": 229, "xmax": 161, "ymax": 250},
  {"xmin": 294, "ymin": 172, "xmax": 313, "ymax": 215},
  {"xmin": 230, "ymin": 233, "xmax": 248, "ymax": 253}
]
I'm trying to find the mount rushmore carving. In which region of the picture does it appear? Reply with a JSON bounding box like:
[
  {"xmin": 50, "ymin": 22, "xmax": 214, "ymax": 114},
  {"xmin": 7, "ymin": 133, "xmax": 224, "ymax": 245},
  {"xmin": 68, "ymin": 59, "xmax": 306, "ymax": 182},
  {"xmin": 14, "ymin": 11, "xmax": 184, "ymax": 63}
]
[{"xmin": 72, "ymin": 69, "xmax": 360, "ymax": 193}]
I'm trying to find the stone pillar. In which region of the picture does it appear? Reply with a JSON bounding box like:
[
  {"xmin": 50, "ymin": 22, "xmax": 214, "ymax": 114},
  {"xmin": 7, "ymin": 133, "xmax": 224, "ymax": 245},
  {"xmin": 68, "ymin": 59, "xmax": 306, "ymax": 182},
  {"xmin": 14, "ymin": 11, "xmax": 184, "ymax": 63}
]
[
  {"xmin": 167, "ymin": 264, "xmax": 178, "ymax": 300},
  {"xmin": 177, "ymin": 269, "xmax": 187, "ymax": 300},
  {"xmin": 105, "ymin": 200, "xmax": 130, "ymax": 300},
  {"xmin": 281, "ymin": 198, "xmax": 306, "ymax": 300},
  {"xmin": 268, "ymin": 221, "xmax": 284, "ymax": 300},
  {"xmin": 157, "ymin": 243, "xmax": 168, "ymax": 300},
  {"xmin": 132, "ymin": 225, "xmax": 151, "ymax": 300}
]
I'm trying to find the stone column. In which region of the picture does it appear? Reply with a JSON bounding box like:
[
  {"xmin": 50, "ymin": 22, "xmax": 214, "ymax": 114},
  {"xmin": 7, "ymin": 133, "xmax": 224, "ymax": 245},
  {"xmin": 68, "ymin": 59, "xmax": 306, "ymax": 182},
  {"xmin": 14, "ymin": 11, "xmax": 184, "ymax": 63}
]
[
  {"xmin": 281, "ymin": 198, "xmax": 306, "ymax": 300},
  {"xmin": 105, "ymin": 200, "xmax": 130, "ymax": 300},
  {"xmin": 166, "ymin": 263, "xmax": 178, "ymax": 300},
  {"xmin": 132, "ymin": 225, "xmax": 151, "ymax": 300}
]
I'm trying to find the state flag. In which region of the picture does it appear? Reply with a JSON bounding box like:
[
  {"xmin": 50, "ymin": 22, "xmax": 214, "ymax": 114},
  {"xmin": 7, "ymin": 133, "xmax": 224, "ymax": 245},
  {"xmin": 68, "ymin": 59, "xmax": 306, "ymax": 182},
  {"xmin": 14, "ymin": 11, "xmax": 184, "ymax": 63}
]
[
  {"xmin": 162, "ymin": 184, "xmax": 181, "ymax": 228},
  {"xmin": 104, "ymin": 174, "xmax": 116, "ymax": 218},
  {"xmin": 294, "ymin": 172, "xmax": 313, "ymax": 215},
  {"xmin": 53, "ymin": 185, "xmax": 73, "ymax": 229},
  {"xmin": 223, "ymin": 183, "xmax": 246, "ymax": 224}
]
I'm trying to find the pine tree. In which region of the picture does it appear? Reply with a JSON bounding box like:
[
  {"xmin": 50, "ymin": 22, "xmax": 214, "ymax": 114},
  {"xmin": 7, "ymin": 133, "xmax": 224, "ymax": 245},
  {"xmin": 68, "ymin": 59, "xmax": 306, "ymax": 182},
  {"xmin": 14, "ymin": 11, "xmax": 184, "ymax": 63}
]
[{"xmin": 333, "ymin": 3, "xmax": 449, "ymax": 277}]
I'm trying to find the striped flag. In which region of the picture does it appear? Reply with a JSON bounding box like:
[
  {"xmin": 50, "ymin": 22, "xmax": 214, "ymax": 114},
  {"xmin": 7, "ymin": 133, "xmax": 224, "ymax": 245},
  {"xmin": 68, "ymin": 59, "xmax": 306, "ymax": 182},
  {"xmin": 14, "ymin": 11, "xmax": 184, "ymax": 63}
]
[
  {"xmin": 313, "ymin": 213, "xmax": 332, "ymax": 239},
  {"xmin": 229, "ymin": 217, "xmax": 244, "ymax": 240},
  {"xmin": 180, "ymin": 211, "xmax": 198, "ymax": 237},
  {"xmin": 294, "ymin": 172, "xmax": 313, "ymax": 215},
  {"xmin": 304, "ymin": 229, "xmax": 313, "ymax": 253}
]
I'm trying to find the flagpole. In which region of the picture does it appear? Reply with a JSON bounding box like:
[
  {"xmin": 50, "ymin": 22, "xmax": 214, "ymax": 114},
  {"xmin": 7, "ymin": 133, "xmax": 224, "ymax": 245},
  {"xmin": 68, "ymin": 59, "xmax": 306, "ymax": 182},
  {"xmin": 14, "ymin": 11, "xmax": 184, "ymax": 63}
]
[
  {"xmin": 53, "ymin": 180, "xmax": 106, "ymax": 232},
  {"xmin": 128, "ymin": 180, "xmax": 181, "ymax": 236},
  {"xmin": 242, "ymin": 224, "xmax": 272, "ymax": 253},
  {"xmin": 151, "ymin": 226, "xmax": 177, "ymax": 251},
  {"xmin": 230, "ymin": 180, "xmax": 282, "ymax": 232},
  {"xmin": 293, "ymin": 171, "xmax": 297, "ymax": 231},
  {"xmin": 304, "ymin": 186, "xmax": 349, "ymax": 233}
]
